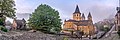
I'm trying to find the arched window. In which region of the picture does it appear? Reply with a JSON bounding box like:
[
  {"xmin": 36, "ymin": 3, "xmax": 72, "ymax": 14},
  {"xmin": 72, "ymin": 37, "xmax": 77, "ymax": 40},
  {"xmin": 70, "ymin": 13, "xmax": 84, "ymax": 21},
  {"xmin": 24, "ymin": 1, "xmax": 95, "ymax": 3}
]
[{"xmin": 77, "ymin": 14, "xmax": 78, "ymax": 16}]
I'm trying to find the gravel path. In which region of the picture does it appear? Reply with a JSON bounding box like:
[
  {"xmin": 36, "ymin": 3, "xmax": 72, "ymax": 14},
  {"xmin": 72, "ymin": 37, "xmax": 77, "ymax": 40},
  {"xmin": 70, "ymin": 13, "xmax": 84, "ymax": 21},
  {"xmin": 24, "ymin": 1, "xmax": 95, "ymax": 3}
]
[{"xmin": 0, "ymin": 31, "xmax": 119, "ymax": 40}]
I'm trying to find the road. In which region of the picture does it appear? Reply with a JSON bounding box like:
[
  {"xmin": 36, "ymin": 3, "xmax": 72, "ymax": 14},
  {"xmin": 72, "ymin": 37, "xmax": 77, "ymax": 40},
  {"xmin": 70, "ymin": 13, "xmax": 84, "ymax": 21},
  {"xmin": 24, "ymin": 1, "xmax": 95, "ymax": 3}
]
[{"xmin": 102, "ymin": 25, "xmax": 116, "ymax": 38}]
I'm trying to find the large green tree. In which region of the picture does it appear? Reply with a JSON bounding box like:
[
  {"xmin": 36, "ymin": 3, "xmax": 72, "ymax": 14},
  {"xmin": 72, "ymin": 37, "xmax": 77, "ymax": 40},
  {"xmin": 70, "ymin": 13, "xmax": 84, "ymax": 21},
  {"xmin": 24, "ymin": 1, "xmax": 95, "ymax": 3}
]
[
  {"xmin": 28, "ymin": 4, "xmax": 62, "ymax": 34},
  {"xmin": 0, "ymin": 0, "xmax": 16, "ymax": 25}
]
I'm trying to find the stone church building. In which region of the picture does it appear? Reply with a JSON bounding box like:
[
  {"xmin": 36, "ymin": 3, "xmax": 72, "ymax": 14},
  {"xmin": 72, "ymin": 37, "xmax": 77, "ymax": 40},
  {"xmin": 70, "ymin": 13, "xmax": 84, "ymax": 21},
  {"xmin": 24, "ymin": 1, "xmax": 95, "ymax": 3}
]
[{"xmin": 62, "ymin": 5, "xmax": 95, "ymax": 36}]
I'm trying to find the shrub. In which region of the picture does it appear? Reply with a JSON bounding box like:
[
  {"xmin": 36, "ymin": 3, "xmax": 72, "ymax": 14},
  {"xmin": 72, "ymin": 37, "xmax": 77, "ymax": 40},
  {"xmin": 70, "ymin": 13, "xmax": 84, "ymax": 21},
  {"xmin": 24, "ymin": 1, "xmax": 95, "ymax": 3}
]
[
  {"xmin": 0, "ymin": 18, "xmax": 4, "ymax": 25},
  {"xmin": 0, "ymin": 26, "xmax": 8, "ymax": 32},
  {"xmin": 63, "ymin": 37, "xmax": 68, "ymax": 40},
  {"xmin": 118, "ymin": 30, "xmax": 120, "ymax": 38}
]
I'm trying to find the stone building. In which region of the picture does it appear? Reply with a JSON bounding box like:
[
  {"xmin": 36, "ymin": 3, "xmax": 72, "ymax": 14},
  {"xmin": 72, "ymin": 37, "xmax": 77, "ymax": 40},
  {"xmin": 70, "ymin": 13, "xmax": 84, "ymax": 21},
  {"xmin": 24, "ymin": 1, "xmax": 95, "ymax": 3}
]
[
  {"xmin": 115, "ymin": 0, "xmax": 120, "ymax": 31},
  {"xmin": 115, "ymin": 8, "xmax": 120, "ymax": 31},
  {"xmin": 12, "ymin": 18, "xmax": 26, "ymax": 30},
  {"xmin": 62, "ymin": 5, "xmax": 95, "ymax": 36}
]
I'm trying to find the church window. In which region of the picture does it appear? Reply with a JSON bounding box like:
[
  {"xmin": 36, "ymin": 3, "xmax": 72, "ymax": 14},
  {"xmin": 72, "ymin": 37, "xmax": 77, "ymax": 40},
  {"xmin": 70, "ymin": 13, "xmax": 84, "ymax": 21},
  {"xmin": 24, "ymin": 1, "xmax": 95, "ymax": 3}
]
[
  {"xmin": 76, "ymin": 14, "xmax": 77, "ymax": 16},
  {"xmin": 77, "ymin": 14, "xmax": 79, "ymax": 16}
]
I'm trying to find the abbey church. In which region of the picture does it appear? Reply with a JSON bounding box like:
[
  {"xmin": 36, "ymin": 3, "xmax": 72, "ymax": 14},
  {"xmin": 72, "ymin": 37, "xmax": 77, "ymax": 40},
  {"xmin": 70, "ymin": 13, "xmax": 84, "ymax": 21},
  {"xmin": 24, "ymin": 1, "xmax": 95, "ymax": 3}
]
[{"xmin": 62, "ymin": 5, "xmax": 95, "ymax": 35}]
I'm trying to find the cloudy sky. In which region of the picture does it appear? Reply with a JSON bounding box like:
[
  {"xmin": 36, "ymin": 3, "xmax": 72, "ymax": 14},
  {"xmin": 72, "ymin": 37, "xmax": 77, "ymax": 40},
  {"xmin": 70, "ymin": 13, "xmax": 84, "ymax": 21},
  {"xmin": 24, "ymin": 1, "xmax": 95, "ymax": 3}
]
[{"xmin": 13, "ymin": 0, "xmax": 119, "ymax": 23}]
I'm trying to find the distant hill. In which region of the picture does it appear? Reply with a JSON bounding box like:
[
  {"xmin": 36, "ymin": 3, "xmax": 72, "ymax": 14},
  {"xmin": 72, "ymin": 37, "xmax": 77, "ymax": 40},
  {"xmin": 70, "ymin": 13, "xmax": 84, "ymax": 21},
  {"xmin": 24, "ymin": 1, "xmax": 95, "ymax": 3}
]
[{"xmin": 94, "ymin": 18, "xmax": 115, "ymax": 31}]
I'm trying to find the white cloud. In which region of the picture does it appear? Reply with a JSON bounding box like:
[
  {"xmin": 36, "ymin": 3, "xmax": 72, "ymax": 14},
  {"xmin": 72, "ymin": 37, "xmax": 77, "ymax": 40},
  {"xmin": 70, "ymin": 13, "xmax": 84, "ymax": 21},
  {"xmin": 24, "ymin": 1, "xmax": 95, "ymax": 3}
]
[
  {"xmin": 15, "ymin": 0, "xmax": 34, "ymax": 13},
  {"xmin": 13, "ymin": 0, "xmax": 118, "ymax": 23}
]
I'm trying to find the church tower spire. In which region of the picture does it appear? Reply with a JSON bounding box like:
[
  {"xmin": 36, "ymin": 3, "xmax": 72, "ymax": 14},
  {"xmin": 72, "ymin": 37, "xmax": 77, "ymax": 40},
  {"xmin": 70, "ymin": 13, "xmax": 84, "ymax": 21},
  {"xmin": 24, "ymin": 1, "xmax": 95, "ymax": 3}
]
[
  {"xmin": 88, "ymin": 12, "xmax": 92, "ymax": 21},
  {"xmin": 82, "ymin": 13, "xmax": 85, "ymax": 20},
  {"xmin": 73, "ymin": 5, "xmax": 81, "ymax": 21},
  {"xmin": 88, "ymin": 12, "xmax": 92, "ymax": 17},
  {"xmin": 74, "ymin": 5, "xmax": 80, "ymax": 13}
]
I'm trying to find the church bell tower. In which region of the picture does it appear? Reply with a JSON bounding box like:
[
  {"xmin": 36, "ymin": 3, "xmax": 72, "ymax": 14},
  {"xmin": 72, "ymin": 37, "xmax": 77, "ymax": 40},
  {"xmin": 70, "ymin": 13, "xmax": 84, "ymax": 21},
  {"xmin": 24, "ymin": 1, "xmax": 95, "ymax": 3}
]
[{"xmin": 73, "ymin": 5, "xmax": 81, "ymax": 21}]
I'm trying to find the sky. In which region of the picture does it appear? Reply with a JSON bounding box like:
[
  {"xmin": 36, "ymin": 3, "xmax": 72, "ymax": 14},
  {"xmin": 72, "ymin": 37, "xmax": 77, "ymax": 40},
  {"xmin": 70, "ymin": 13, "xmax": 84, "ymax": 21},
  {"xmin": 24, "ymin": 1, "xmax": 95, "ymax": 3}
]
[{"xmin": 10, "ymin": 0, "xmax": 119, "ymax": 23}]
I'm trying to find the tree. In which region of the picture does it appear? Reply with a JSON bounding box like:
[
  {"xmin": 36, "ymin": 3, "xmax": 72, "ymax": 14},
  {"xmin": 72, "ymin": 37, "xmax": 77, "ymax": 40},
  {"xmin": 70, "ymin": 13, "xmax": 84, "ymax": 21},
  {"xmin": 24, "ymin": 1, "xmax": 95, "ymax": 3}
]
[
  {"xmin": 0, "ymin": 0, "xmax": 16, "ymax": 26},
  {"xmin": 0, "ymin": 18, "xmax": 4, "ymax": 25},
  {"xmin": 28, "ymin": 4, "xmax": 62, "ymax": 34},
  {"xmin": 94, "ymin": 23, "xmax": 104, "ymax": 31}
]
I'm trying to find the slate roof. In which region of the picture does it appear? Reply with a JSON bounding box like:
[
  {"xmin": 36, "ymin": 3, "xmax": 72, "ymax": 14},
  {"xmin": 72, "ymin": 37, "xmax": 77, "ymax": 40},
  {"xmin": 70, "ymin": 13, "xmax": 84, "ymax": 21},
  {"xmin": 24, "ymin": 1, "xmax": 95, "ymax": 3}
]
[
  {"xmin": 116, "ymin": 10, "xmax": 120, "ymax": 17},
  {"xmin": 88, "ymin": 12, "xmax": 92, "ymax": 17},
  {"xmin": 115, "ymin": 13, "xmax": 117, "ymax": 16},
  {"xmin": 15, "ymin": 20, "xmax": 24, "ymax": 25},
  {"xmin": 75, "ymin": 5, "xmax": 79, "ymax": 13},
  {"xmin": 14, "ymin": 18, "xmax": 26, "ymax": 26},
  {"xmin": 65, "ymin": 19, "xmax": 90, "ymax": 26},
  {"xmin": 66, "ymin": 19, "xmax": 77, "ymax": 22},
  {"xmin": 79, "ymin": 20, "xmax": 89, "ymax": 22},
  {"xmin": 117, "ymin": 10, "xmax": 120, "ymax": 13},
  {"xmin": 75, "ymin": 23, "xmax": 88, "ymax": 26},
  {"xmin": 82, "ymin": 13, "xmax": 85, "ymax": 18},
  {"xmin": 115, "ymin": 13, "xmax": 118, "ymax": 17},
  {"xmin": 66, "ymin": 19, "xmax": 89, "ymax": 22},
  {"xmin": 73, "ymin": 5, "xmax": 81, "ymax": 14},
  {"xmin": 75, "ymin": 20, "xmax": 89, "ymax": 26}
]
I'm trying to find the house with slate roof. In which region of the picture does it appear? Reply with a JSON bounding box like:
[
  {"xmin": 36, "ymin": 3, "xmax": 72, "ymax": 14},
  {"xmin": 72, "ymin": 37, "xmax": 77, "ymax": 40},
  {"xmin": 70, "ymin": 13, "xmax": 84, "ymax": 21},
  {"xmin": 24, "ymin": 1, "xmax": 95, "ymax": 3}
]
[{"xmin": 12, "ymin": 18, "xmax": 26, "ymax": 30}]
